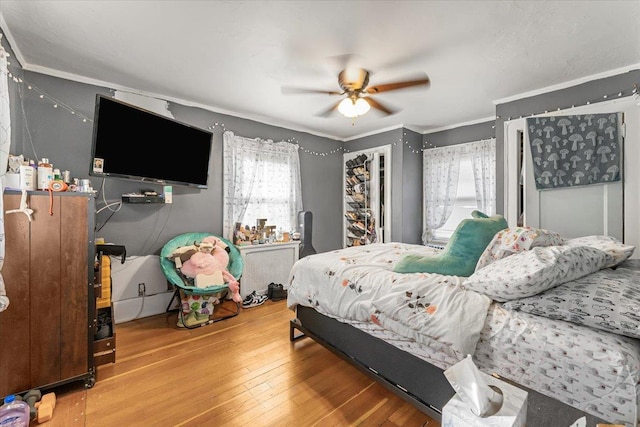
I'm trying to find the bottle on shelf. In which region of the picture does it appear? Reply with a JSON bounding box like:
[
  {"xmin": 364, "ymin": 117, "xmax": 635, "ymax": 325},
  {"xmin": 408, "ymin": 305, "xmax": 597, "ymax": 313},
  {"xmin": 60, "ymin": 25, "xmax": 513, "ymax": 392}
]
[
  {"xmin": 37, "ymin": 158, "xmax": 54, "ymax": 190},
  {"xmin": 0, "ymin": 394, "xmax": 30, "ymax": 427},
  {"xmin": 19, "ymin": 164, "xmax": 35, "ymax": 191}
]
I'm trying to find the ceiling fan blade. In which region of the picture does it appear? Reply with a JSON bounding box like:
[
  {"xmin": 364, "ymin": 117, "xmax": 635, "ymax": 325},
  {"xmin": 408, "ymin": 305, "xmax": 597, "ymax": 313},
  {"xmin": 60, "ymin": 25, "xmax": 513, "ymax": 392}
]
[
  {"xmin": 365, "ymin": 97, "xmax": 396, "ymax": 116},
  {"xmin": 365, "ymin": 75, "xmax": 430, "ymax": 94},
  {"xmin": 315, "ymin": 99, "xmax": 342, "ymax": 117},
  {"xmin": 281, "ymin": 86, "xmax": 342, "ymax": 96}
]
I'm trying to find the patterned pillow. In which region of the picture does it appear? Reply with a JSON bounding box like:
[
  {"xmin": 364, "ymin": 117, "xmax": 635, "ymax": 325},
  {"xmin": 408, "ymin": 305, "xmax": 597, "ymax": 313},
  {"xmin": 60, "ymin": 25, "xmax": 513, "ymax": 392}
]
[
  {"xmin": 565, "ymin": 235, "xmax": 635, "ymax": 268},
  {"xmin": 503, "ymin": 267, "xmax": 640, "ymax": 339},
  {"xmin": 464, "ymin": 245, "xmax": 611, "ymax": 301},
  {"xmin": 475, "ymin": 227, "xmax": 565, "ymax": 271}
]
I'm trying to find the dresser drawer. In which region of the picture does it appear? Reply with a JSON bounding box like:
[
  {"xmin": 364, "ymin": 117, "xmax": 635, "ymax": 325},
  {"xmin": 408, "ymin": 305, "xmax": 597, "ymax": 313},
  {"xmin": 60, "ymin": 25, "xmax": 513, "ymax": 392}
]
[
  {"xmin": 94, "ymin": 349, "xmax": 116, "ymax": 366},
  {"xmin": 94, "ymin": 306, "xmax": 115, "ymax": 366},
  {"xmin": 94, "ymin": 336, "xmax": 115, "ymax": 353}
]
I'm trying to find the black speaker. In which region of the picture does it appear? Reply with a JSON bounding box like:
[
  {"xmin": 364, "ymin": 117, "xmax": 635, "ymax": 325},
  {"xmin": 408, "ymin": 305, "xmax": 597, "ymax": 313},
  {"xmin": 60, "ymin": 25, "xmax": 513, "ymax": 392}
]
[{"xmin": 297, "ymin": 211, "xmax": 317, "ymax": 258}]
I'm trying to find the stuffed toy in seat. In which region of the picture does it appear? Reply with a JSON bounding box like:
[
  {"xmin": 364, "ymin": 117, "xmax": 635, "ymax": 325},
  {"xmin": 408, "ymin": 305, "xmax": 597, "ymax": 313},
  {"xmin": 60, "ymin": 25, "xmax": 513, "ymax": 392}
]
[
  {"xmin": 169, "ymin": 236, "xmax": 242, "ymax": 303},
  {"xmin": 393, "ymin": 210, "xmax": 508, "ymax": 277}
]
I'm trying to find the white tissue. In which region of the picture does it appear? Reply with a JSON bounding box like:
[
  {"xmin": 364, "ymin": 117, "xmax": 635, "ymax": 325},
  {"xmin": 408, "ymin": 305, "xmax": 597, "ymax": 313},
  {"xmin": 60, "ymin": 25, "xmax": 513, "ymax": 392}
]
[
  {"xmin": 569, "ymin": 417, "xmax": 586, "ymax": 427},
  {"xmin": 444, "ymin": 354, "xmax": 504, "ymax": 417}
]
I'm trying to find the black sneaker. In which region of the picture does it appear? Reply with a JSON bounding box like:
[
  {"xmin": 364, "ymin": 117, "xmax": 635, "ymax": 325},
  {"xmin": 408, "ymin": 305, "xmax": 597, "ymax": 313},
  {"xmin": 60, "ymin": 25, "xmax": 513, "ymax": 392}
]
[
  {"xmin": 267, "ymin": 282, "xmax": 279, "ymax": 299},
  {"xmin": 242, "ymin": 291, "xmax": 268, "ymax": 308},
  {"xmin": 270, "ymin": 284, "xmax": 287, "ymax": 301}
]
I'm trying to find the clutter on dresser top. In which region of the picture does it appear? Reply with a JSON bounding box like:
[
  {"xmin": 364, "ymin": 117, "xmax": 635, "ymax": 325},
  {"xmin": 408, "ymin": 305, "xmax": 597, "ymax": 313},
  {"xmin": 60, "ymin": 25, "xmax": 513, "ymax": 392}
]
[
  {"xmin": 233, "ymin": 218, "xmax": 299, "ymax": 246},
  {"xmin": 3, "ymin": 153, "xmax": 92, "ymax": 193}
]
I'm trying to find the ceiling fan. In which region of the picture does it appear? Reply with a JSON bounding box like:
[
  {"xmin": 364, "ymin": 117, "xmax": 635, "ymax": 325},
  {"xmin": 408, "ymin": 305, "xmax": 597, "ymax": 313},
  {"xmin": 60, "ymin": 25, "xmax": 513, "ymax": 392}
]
[{"xmin": 282, "ymin": 68, "xmax": 430, "ymax": 119}]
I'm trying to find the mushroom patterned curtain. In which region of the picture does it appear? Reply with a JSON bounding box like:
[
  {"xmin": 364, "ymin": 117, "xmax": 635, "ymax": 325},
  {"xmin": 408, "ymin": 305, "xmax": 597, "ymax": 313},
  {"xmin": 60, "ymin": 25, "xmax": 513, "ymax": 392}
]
[{"xmin": 526, "ymin": 113, "xmax": 622, "ymax": 190}]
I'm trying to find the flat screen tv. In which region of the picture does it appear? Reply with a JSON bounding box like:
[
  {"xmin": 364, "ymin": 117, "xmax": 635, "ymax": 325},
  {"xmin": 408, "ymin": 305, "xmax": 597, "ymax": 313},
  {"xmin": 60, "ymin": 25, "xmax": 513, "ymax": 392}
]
[{"xmin": 89, "ymin": 95, "xmax": 213, "ymax": 189}]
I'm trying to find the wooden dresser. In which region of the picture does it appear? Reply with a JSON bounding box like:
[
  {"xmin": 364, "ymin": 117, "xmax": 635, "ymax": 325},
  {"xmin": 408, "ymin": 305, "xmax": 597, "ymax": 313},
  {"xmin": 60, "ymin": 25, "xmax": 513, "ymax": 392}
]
[{"xmin": 0, "ymin": 191, "xmax": 96, "ymax": 396}]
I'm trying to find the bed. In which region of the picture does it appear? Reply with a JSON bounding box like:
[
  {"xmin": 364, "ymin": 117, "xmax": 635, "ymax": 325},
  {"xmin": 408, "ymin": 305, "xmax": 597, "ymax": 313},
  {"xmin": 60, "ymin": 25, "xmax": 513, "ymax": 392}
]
[{"xmin": 286, "ymin": 229, "xmax": 640, "ymax": 426}]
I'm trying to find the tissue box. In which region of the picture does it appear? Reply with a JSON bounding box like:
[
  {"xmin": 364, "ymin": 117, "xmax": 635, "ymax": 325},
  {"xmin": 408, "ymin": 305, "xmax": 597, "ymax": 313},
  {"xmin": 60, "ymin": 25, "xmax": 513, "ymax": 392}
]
[
  {"xmin": 2, "ymin": 173, "xmax": 21, "ymax": 190},
  {"xmin": 442, "ymin": 372, "xmax": 527, "ymax": 427}
]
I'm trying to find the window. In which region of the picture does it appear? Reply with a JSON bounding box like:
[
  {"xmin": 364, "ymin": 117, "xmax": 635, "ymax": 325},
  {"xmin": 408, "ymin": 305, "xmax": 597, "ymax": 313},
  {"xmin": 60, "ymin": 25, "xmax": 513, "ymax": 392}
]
[
  {"xmin": 423, "ymin": 139, "xmax": 495, "ymax": 244},
  {"xmin": 235, "ymin": 155, "xmax": 297, "ymax": 228},
  {"xmin": 432, "ymin": 154, "xmax": 477, "ymax": 240},
  {"xmin": 222, "ymin": 131, "xmax": 303, "ymax": 241}
]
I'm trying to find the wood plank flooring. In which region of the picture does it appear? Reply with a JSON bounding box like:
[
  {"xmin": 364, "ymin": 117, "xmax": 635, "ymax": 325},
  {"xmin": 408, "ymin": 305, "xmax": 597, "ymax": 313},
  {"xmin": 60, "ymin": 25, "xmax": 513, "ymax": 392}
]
[{"xmin": 39, "ymin": 300, "xmax": 439, "ymax": 427}]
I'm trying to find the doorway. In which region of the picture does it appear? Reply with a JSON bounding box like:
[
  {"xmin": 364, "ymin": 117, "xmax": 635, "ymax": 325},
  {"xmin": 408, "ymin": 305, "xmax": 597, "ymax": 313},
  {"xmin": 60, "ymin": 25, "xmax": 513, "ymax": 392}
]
[{"xmin": 504, "ymin": 97, "xmax": 640, "ymax": 251}]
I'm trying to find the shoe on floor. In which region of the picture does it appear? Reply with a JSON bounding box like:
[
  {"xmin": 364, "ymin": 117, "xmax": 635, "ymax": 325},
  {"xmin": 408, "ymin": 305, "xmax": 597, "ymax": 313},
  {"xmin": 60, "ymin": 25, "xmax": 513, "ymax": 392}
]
[
  {"xmin": 267, "ymin": 282, "xmax": 276, "ymax": 299},
  {"xmin": 242, "ymin": 291, "xmax": 268, "ymax": 308},
  {"xmin": 271, "ymin": 286, "xmax": 287, "ymax": 302},
  {"xmin": 268, "ymin": 282, "xmax": 284, "ymax": 299}
]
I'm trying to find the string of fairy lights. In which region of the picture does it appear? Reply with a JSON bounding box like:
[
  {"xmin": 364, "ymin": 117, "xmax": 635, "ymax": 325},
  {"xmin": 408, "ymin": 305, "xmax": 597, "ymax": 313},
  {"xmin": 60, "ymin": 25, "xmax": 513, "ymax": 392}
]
[
  {"xmin": 6, "ymin": 55, "xmax": 640, "ymax": 156},
  {"xmin": 497, "ymin": 84, "xmax": 640, "ymax": 122},
  {"xmin": 195, "ymin": 122, "xmax": 435, "ymax": 155},
  {"xmin": 7, "ymin": 65, "xmax": 94, "ymax": 123},
  {"xmin": 203, "ymin": 122, "xmax": 347, "ymax": 156}
]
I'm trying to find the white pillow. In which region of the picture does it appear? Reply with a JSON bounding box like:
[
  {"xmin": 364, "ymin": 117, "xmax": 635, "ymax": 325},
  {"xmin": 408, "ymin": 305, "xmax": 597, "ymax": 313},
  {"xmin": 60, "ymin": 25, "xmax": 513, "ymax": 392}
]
[
  {"xmin": 565, "ymin": 235, "xmax": 635, "ymax": 268},
  {"xmin": 475, "ymin": 227, "xmax": 565, "ymax": 271},
  {"xmin": 464, "ymin": 245, "xmax": 611, "ymax": 301}
]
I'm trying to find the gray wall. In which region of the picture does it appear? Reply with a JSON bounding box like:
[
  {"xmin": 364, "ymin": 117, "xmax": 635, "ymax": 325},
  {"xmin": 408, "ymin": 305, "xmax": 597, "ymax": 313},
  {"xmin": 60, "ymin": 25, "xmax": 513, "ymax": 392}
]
[
  {"xmin": 422, "ymin": 121, "xmax": 495, "ymax": 149},
  {"xmin": 2, "ymin": 31, "xmax": 344, "ymax": 256},
  {"xmin": 400, "ymin": 129, "xmax": 423, "ymax": 244}
]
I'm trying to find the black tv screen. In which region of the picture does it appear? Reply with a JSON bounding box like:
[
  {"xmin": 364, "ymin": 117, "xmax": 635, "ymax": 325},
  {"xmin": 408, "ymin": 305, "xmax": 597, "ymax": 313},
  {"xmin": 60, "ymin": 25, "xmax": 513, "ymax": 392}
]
[{"xmin": 89, "ymin": 95, "xmax": 213, "ymax": 189}]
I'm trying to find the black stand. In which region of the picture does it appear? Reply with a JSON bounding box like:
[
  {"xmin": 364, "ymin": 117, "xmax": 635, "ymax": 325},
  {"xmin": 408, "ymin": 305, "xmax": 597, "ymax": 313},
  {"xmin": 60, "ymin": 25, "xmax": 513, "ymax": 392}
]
[{"xmin": 298, "ymin": 211, "xmax": 317, "ymax": 258}]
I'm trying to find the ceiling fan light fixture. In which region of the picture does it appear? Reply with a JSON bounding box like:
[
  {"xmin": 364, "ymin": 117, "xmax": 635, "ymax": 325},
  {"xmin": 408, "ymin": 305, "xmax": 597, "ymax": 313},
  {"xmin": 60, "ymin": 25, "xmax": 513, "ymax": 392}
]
[{"xmin": 338, "ymin": 97, "xmax": 370, "ymax": 118}]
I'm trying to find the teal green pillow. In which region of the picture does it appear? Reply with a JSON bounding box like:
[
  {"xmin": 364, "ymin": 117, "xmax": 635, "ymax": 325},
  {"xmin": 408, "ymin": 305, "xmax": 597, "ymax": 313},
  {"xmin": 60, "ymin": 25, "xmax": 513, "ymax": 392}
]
[{"xmin": 393, "ymin": 211, "xmax": 508, "ymax": 277}]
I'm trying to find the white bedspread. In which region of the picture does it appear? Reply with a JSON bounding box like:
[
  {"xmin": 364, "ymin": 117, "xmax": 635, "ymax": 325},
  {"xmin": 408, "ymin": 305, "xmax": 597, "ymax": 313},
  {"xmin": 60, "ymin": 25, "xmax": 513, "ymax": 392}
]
[{"xmin": 287, "ymin": 243, "xmax": 492, "ymax": 358}]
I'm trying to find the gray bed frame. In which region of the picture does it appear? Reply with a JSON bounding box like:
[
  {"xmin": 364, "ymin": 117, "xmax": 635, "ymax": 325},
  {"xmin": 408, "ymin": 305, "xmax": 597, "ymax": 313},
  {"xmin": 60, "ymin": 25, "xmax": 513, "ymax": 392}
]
[{"xmin": 289, "ymin": 304, "xmax": 609, "ymax": 425}]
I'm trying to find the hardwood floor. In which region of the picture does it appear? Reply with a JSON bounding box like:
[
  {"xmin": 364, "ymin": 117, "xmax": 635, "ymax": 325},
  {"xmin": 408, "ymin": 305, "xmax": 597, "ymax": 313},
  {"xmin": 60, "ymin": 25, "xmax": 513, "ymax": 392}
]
[{"xmin": 41, "ymin": 300, "xmax": 439, "ymax": 427}]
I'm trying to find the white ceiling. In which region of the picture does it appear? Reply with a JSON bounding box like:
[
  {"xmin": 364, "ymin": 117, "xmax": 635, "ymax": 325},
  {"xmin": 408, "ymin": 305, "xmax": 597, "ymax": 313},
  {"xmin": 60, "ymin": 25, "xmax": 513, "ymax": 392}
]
[{"xmin": 1, "ymin": 1, "xmax": 639, "ymax": 141}]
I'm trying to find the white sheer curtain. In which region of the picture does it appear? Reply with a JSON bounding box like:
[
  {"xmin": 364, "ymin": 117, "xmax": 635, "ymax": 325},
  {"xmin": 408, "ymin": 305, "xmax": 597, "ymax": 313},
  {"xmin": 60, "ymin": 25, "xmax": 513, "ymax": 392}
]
[
  {"xmin": 469, "ymin": 138, "xmax": 496, "ymax": 215},
  {"xmin": 422, "ymin": 145, "xmax": 461, "ymax": 243},
  {"xmin": 422, "ymin": 138, "xmax": 496, "ymax": 244},
  {"xmin": 222, "ymin": 131, "xmax": 302, "ymax": 241},
  {"xmin": 0, "ymin": 36, "xmax": 11, "ymax": 311}
]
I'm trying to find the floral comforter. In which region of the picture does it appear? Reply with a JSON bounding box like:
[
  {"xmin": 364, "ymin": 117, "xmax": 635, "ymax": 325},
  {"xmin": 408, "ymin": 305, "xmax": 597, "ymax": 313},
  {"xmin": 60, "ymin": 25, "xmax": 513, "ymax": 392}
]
[{"xmin": 287, "ymin": 243, "xmax": 492, "ymax": 358}]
